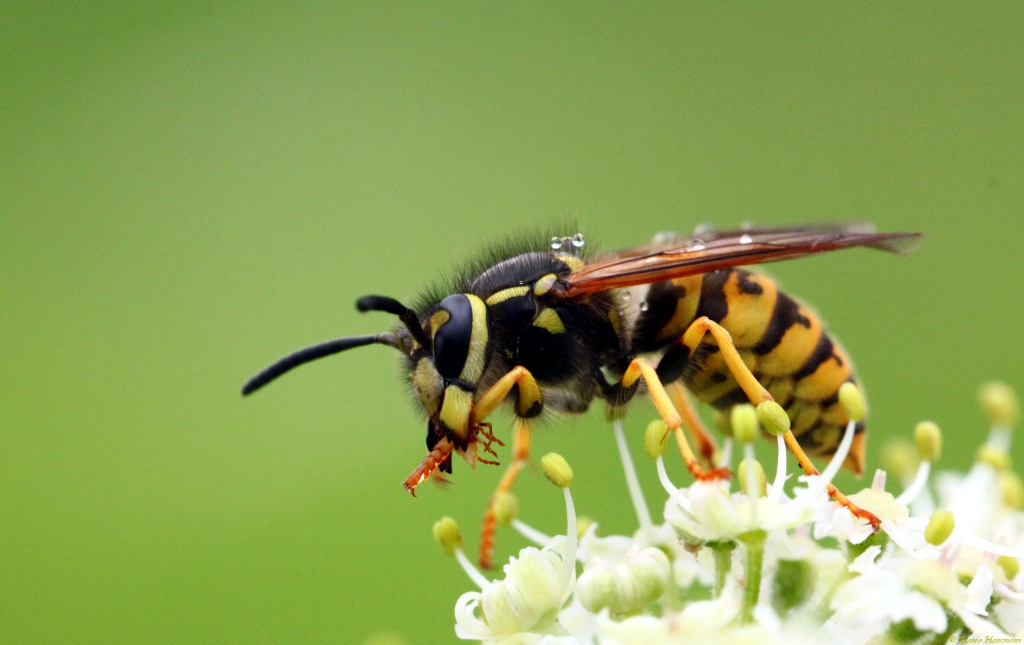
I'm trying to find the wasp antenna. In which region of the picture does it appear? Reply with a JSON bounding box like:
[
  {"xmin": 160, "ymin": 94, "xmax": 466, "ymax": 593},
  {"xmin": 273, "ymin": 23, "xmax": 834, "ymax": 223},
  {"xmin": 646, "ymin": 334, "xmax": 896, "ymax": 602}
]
[
  {"xmin": 241, "ymin": 333, "xmax": 399, "ymax": 396},
  {"xmin": 356, "ymin": 295, "xmax": 432, "ymax": 353}
]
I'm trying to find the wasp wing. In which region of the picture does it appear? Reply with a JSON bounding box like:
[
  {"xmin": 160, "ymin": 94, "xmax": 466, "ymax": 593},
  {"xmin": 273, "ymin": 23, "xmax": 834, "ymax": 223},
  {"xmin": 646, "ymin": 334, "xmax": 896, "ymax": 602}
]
[{"xmin": 564, "ymin": 224, "xmax": 922, "ymax": 296}]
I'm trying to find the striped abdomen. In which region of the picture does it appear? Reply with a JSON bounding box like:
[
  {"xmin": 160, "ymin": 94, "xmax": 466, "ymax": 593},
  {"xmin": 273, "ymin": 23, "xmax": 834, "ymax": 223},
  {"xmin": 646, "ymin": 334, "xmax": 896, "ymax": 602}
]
[{"xmin": 632, "ymin": 267, "xmax": 865, "ymax": 474}]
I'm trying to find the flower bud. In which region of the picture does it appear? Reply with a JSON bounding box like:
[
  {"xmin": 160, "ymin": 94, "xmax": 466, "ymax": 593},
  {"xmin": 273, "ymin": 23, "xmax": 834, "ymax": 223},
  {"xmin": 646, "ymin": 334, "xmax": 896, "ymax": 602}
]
[
  {"xmin": 478, "ymin": 546, "xmax": 565, "ymax": 634},
  {"xmin": 839, "ymin": 382, "xmax": 867, "ymax": 423},
  {"xmin": 998, "ymin": 555, "xmax": 1020, "ymax": 581},
  {"xmin": 731, "ymin": 404, "xmax": 759, "ymax": 445},
  {"xmin": 924, "ymin": 510, "xmax": 955, "ymax": 546},
  {"xmin": 492, "ymin": 492, "xmax": 518, "ymax": 526},
  {"xmin": 978, "ymin": 381, "xmax": 1019, "ymax": 427},
  {"xmin": 881, "ymin": 439, "xmax": 919, "ymax": 481},
  {"xmin": 738, "ymin": 458, "xmax": 767, "ymax": 498},
  {"xmin": 914, "ymin": 421, "xmax": 942, "ymax": 463},
  {"xmin": 433, "ymin": 516, "xmax": 463, "ymax": 556},
  {"xmin": 976, "ymin": 445, "xmax": 1010, "ymax": 471},
  {"xmin": 756, "ymin": 400, "xmax": 791, "ymax": 437},
  {"xmin": 1000, "ymin": 471, "xmax": 1024, "ymax": 509},
  {"xmin": 576, "ymin": 547, "xmax": 671, "ymax": 615},
  {"xmin": 541, "ymin": 452, "xmax": 574, "ymax": 488},
  {"xmin": 644, "ymin": 419, "xmax": 670, "ymax": 459}
]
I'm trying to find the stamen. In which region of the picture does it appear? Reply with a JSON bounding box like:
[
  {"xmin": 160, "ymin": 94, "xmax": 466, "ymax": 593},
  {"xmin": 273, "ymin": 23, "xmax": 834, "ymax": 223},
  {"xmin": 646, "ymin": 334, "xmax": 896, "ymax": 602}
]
[
  {"xmin": 656, "ymin": 456, "xmax": 679, "ymax": 496},
  {"xmin": 769, "ymin": 434, "xmax": 788, "ymax": 502},
  {"xmin": 613, "ymin": 420, "xmax": 655, "ymax": 539},
  {"xmin": 561, "ymin": 487, "xmax": 578, "ymax": 601},
  {"xmin": 742, "ymin": 443, "xmax": 760, "ymax": 525},
  {"xmin": 455, "ymin": 549, "xmax": 492, "ymax": 590},
  {"xmin": 959, "ymin": 533, "xmax": 1024, "ymax": 559},
  {"xmin": 511, "ymin": 519, "xmax": 552, "ymax": 547},
  {"xmin": 819, "ymin": 420, "xmax": 856, "ymax": 486},
  {"xmin": 718, "ymin": 438, "xmax": 733, "ymax": 469},
  {"xmin": 895, "ymin": 460, "xmax": 932, "ymax": 505}
]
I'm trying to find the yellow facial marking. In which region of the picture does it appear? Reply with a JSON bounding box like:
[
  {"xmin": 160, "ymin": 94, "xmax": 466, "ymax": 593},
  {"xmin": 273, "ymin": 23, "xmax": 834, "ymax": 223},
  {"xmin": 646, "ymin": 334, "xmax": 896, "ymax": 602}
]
[
  {"xmin": 411, "ymin": 358, "xmax": 444, "ymax": 416},
  {"xmin": 533, "ymin": 274, "xmax": 558, "ymax": 297},
  {"xmin": 460, "ymin": 294, "xmax": 489, "ymax": 382},
  {"xmin": 439, "ymin": 386, "xmax": 473, "ymax": 439},
  {"xmin": 430, "ymin": 310, "xmax": 450, "ymax": 337},
  {"xmin": 485, "ymin": 285, "xmax": 530, "ymax": 306},
  {"xmin": 532, "ymin": 308, "xmax": 565, "ymax": 334}
]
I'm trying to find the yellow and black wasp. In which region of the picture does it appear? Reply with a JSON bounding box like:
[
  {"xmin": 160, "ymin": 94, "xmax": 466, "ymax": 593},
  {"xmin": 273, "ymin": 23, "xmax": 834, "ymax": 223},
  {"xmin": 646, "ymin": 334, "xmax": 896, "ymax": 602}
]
[{"xmin": 243, "ymin": 223, "xmax": 921, "ymax": 567}]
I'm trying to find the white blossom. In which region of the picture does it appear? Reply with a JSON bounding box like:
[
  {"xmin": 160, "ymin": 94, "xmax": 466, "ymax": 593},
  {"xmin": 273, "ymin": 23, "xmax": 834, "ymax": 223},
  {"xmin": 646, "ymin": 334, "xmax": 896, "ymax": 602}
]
[{"xmin": 439, "ymin": 383, "xmax": 1024, "ymax": 643}]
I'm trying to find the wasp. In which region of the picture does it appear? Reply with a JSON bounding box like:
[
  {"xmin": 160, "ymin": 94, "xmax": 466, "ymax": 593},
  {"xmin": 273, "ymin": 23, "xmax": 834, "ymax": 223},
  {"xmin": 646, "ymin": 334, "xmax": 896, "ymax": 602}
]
[{"xmin": 243, "ymin": 223, "xmax": 921, "ymax": 567}]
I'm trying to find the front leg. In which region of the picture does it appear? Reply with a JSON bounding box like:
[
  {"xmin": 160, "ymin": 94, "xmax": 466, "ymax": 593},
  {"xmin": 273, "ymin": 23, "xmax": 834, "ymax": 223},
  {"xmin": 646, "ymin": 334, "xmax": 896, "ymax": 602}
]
[{"xmin": 472, "ymin": 366, "xmax": 544, "ymax": 569}]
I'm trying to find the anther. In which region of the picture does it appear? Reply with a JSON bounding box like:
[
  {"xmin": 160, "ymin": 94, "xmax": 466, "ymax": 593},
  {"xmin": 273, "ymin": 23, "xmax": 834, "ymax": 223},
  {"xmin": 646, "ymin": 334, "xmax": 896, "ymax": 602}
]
[
  {"xmin": 924, "ymin": 509, "xmax": 955, "ymax": 546},
  {"xmin": 644, "ymin": 420, "xmax": 670, "ymax": 460},
  {"xmin": 756, "ymin": 401, "xmax": 791, "ymax": 437},
  {"xmin": 731, "ymin": 404, "xmax": 758, "ymax": 445},
  {"xmin": 541, "ymin": 453, "xmax": 574, "ymax": 488},
  {"xmin": 739, "ymin": 458, "xmax": 767, "ymax": 498},
  {"xmin": 433, "ymin": 516, "xmax": 464, "ymax": 556},
  {"xmin": 914, "ymin": 421, "xmax": 942, "ymax": 463},
  {"xmin": 979, "ymin": 381, "xmax": 1019, "ymax": 428},
  {"xmin": 838, "ymin": 382, "xmax": 866, "ymax": 423},
  {"xmin": 492, "ymin": 492, "xmax": 518, "ymax": 526},
  {"xmin": 999, "ymin": 555, "xmax": 1020, "ymax": 581}
]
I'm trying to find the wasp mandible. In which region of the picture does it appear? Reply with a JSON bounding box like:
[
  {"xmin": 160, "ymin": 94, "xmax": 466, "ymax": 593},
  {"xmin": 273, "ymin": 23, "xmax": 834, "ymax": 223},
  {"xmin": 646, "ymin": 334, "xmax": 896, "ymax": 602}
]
[{"xmin": 243, "ymin": 223, "xmax": 922, "ymax": 568}]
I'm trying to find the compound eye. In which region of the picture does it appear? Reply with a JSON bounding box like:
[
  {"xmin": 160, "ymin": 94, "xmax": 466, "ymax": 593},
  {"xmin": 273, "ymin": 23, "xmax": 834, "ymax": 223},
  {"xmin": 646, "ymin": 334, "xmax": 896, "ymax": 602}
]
[{"xmin": 432, "ymin": 294, "xmax": 473, "ymax": 380}]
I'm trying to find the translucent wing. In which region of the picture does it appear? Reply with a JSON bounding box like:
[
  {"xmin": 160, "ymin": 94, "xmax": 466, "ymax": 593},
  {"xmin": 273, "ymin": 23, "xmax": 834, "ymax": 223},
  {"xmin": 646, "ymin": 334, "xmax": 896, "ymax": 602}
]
[{"xmin": 564, "ymin": 223, "xmax": 923, "ymax": 296}]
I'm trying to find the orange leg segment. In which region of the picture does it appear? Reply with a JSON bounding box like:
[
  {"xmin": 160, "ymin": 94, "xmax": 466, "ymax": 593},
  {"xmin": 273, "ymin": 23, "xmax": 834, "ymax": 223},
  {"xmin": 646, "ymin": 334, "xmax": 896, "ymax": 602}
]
[
  {"xmin": 621, "ymin": 357, "xmax": 729, "ymax": 481},
  {"xmin": 677, "ymin": 316, "xmax": 879, "ymax": 528},
  {"xmin": 784, "ymin": 431, "xmax": 880, "ymax": 528},
  {"xmin": 667, "ymin": 381, "xmax": 719, "ymax": 466},
  {"xmin": 479, "ymin": 419, "xmax": 532, "ymax": 569}
]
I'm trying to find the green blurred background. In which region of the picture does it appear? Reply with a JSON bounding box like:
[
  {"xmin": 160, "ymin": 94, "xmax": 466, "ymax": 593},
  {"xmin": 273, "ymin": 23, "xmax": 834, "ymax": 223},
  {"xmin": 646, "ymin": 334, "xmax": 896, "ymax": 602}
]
[{"xmin": 2, "ymin": 3, "xmax": 1022, "ymax": 642}]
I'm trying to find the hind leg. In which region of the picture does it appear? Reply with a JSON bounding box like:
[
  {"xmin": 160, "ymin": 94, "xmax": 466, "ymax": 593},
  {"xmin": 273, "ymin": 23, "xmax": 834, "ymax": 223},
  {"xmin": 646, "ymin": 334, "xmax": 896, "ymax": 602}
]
[{"xmin": 670, "ymin": 317, "xmax": 880, "ymax": 527}]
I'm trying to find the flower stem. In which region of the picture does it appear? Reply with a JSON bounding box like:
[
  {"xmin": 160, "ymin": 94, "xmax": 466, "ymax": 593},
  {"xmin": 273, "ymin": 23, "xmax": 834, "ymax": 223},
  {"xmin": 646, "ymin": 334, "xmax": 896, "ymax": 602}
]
[
  {"xmin": 739, "ymin": 530, "xmax": 766, "ymax": 623},
  {"xmin": 710, "ymin": 542, "xmax": 735, "ymax": 596}
]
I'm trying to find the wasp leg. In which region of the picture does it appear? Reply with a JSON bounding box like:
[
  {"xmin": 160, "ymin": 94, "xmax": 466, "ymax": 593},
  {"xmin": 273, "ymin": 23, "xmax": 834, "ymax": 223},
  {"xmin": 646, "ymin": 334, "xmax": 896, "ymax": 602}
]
[
  {"xmin": 676, "ymin": 316, "xmax": 880, "ymax": 528},
  {"xmin": 615, "ymin": 357, "xmax": 729, "ymax": 481},
  {"xmin": 403, "ymin": 438, "xmax": 454, "ymax": 495},
  {"xmin": 479, "ymin": 419, "xmax": 533, "ymax": 569},
  {"xmin": 784, "ymin": 431, "xmax": 880, "ymax": 527},
  {"xmin": 666, "ymin": 381, "xmax": 719, "ymax": 467},
  {"xmin": 472, "ymin": 366, "xmax": 543, "ymax": 423},
  {"xmin": 471, "ymin": 366, "xmax": 543, "ymax": 569}
]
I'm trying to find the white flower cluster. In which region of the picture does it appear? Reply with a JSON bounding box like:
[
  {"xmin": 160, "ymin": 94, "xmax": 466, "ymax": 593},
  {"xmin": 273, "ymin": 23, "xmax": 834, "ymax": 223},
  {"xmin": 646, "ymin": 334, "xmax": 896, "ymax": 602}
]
[{"xmin": 436, "ymin": 383, "xmax": 1024, "ymax": 645}]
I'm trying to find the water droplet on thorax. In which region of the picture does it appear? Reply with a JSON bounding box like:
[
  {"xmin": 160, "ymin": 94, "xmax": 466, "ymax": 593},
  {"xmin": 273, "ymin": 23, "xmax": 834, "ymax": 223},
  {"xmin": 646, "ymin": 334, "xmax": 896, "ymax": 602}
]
[
  {"xmin": 739, "ymin": 234, "xmax": 753, "ymax": 244},
  {"xmin": 571, "ymin": 233, "xmax": 585, "ymax": 249},
  {"xmin": 550, "ymin": 237, "xmax": 562, "ymax": 250},
  {"xmin": 687, "ymin": 239, "xmax": 706, "ymax": 252},
  {"xmin": 639, "ymin": 301, "xmax": 649, "ymax": 312},
  {"xmin": 621, "ymin": 291, "xmax": 631, "ymax": 301}
]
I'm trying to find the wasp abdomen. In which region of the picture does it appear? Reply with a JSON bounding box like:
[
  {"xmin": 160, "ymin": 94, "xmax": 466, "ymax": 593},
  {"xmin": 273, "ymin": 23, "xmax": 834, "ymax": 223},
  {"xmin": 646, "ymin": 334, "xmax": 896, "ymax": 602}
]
[{"xmin": 634, "ymin": 267, "xmax": 864, "ymax": 472}]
